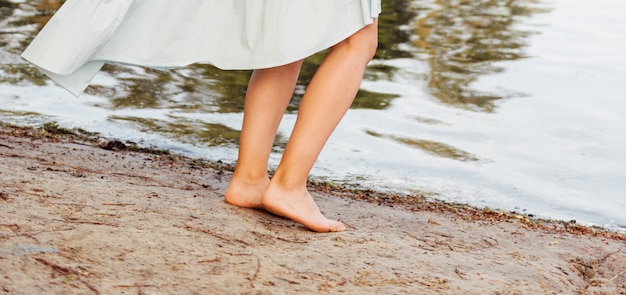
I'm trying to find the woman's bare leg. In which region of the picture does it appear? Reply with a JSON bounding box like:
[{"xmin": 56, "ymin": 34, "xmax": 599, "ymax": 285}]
[
  {"xmin": 262, "ymin": 21, "xmax": 379, "ymax": 232},
  {"xmin": 225, "ymin": 60, "xmax": 304, "ymax": 208}
]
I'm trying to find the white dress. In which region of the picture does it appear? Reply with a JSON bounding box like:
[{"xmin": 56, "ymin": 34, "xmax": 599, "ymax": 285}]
[{"xmin": 21, "ymin": 0, "xmax": 381, "ymax": 96}]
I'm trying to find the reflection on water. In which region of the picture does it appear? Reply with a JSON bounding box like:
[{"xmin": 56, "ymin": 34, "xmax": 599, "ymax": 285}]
[
  {"xmin": 0, "ymin": 0, "xmax": 548, "ymax": 170},
  {"xmin": 376, "ymin": 0, "xmax": 418, "ymax": 60},
  {"xmin": 0, "ymin": 0, "xmax": 552, "ymax": 168},
  {"xmin": 109, "ymin": 115, "xmax": 241, "ymax": 147},
  {"xmin": 366, "ymin": 129, "xmax": 479, "ymax": 162},
  {"xmin": 415, "ymin": 0, "xmax": 549, "ymax": 111},
  {"xmin": 2, "ymin": 0, "xmax": 548, "ymax": 114}
]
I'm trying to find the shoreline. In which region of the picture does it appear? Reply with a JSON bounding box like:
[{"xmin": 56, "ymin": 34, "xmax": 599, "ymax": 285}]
[
  {"xmin": 4, "ymin": 122, "xmax": 625, "ymax": 240},
  {"xmin": 1, "ymin": 122, "xmax": 625, "ymax": 294}
]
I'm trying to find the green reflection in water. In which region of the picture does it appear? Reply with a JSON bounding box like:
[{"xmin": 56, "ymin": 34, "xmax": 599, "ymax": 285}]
[
  {"xmin": 103, "ymin": 65, "xmax": 177, "ymax": 110},
  {"xmin": 5, "ymin": 0, "xmax": 63, "ymax": 52},
  {"xmin": 376, "ymin": 0, "xmax": 418, "ymax": 60},
  {"xmin": 352, "ymin": 89, "xmax": 399, "ymax": 110},
  {"xmin": 179, "ymin": 64, "xmax": 251, "ymax": 113},
  {"xmin": 415, "ymin": 0, "xmax": 550, "ymax": 112},
  {"xmin": 0, "ymin": 1, "xmax": 18, "ymax": 22},
  {"xmin": 110, "ymin": 115, "xmax": 241, "ymax": 147},
  {"xmin": 1, "ymin": 0, "xmax": 64, "ymax": 86},
  {"xmin": 355, "ymin": 0, "xmax": 421, "ymax": 110},
  {"xmin": 0, "ymin": 64, "xmax": 47, "ymax": 86},
  {"xmin": 0, "ymin": 109, "xmax": 41, "ymax": 117},
  {"xmin": 366, "ymin": 129, "xmax": 479, "ymax": 162},
  {"xmin": 413, "ymin": 116, "xmax": 449, "ymax": 126}
]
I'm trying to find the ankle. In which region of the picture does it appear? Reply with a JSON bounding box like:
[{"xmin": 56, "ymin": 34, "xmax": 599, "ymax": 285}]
[
  {"xmin": 231, "ymin": 168, "xmax": 269, "ymax": 184},
  {"xmin": 268, "ymin": 171, "xmax": 307, "ymax": 192}
]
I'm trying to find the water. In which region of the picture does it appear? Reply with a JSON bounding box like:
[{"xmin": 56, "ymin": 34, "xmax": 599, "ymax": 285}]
[{"xmin": 1, "ymin": 0, "xmax": 625, "ymax": 231}]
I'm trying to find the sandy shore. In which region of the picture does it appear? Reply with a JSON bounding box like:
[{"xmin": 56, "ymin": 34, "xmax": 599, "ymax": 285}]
[{"xmin": 1, "ymin": 125, "xmax": 625, "ymax": 295}]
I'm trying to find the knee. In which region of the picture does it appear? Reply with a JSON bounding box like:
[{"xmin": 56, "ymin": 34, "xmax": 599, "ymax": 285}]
[
  {"xmin": 333, "ymin": 21, "xmax": 379, "ymax": 64},
  {"xmin": 356, "ymin": 26, "xmax": 379, "ymax": 62}
]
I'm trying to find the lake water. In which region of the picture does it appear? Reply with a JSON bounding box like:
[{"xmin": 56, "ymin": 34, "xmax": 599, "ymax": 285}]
[{"xmin": 1, "ymin": 0, "xmax": 625, "ymax": 231}]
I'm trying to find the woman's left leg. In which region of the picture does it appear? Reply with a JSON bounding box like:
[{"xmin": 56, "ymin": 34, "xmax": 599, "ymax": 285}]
[{"xmin": 225, "ymin": 60, "xmax": 304, "ymax": 208}]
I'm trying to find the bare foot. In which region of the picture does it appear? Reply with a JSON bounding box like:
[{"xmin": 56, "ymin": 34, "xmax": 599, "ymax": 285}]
[
  {"xmin": 261, "ymin": 183, "xmax": 346, "ymax": 233},
  {"xmin": 224, "ymin": 176, "xmax": 269, "ymax": 209}
]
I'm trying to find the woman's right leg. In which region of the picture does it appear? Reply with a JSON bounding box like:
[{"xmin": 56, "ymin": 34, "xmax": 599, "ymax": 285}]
[
  {"xmin": 225, "ymin": 60, "xmax": 304, "ymax": 208},
  {"xmin": 262, "ymin": 21, "xmax": 378, "ymax": 233}
]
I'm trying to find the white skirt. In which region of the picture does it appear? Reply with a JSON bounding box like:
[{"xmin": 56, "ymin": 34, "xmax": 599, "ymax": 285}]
[{"xmin": 21, "ymin": 0, "xmax": 381, "ymax": 96}]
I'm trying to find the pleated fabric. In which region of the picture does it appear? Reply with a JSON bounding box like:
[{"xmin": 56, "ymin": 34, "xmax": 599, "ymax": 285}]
[{"xmin": 21, "ymin": 0, "xmax": 381, "ymax": 96}]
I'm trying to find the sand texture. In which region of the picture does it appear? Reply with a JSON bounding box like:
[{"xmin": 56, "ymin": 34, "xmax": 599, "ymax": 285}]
[{"xmin": 1, "ymin": 128, "xmax": 625, "ymax": 294}]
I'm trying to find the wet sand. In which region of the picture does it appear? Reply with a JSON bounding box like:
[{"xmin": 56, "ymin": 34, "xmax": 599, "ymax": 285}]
[{"xmin": 1, "ymin": 125, "xmax": 625, "ymax": 294}]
